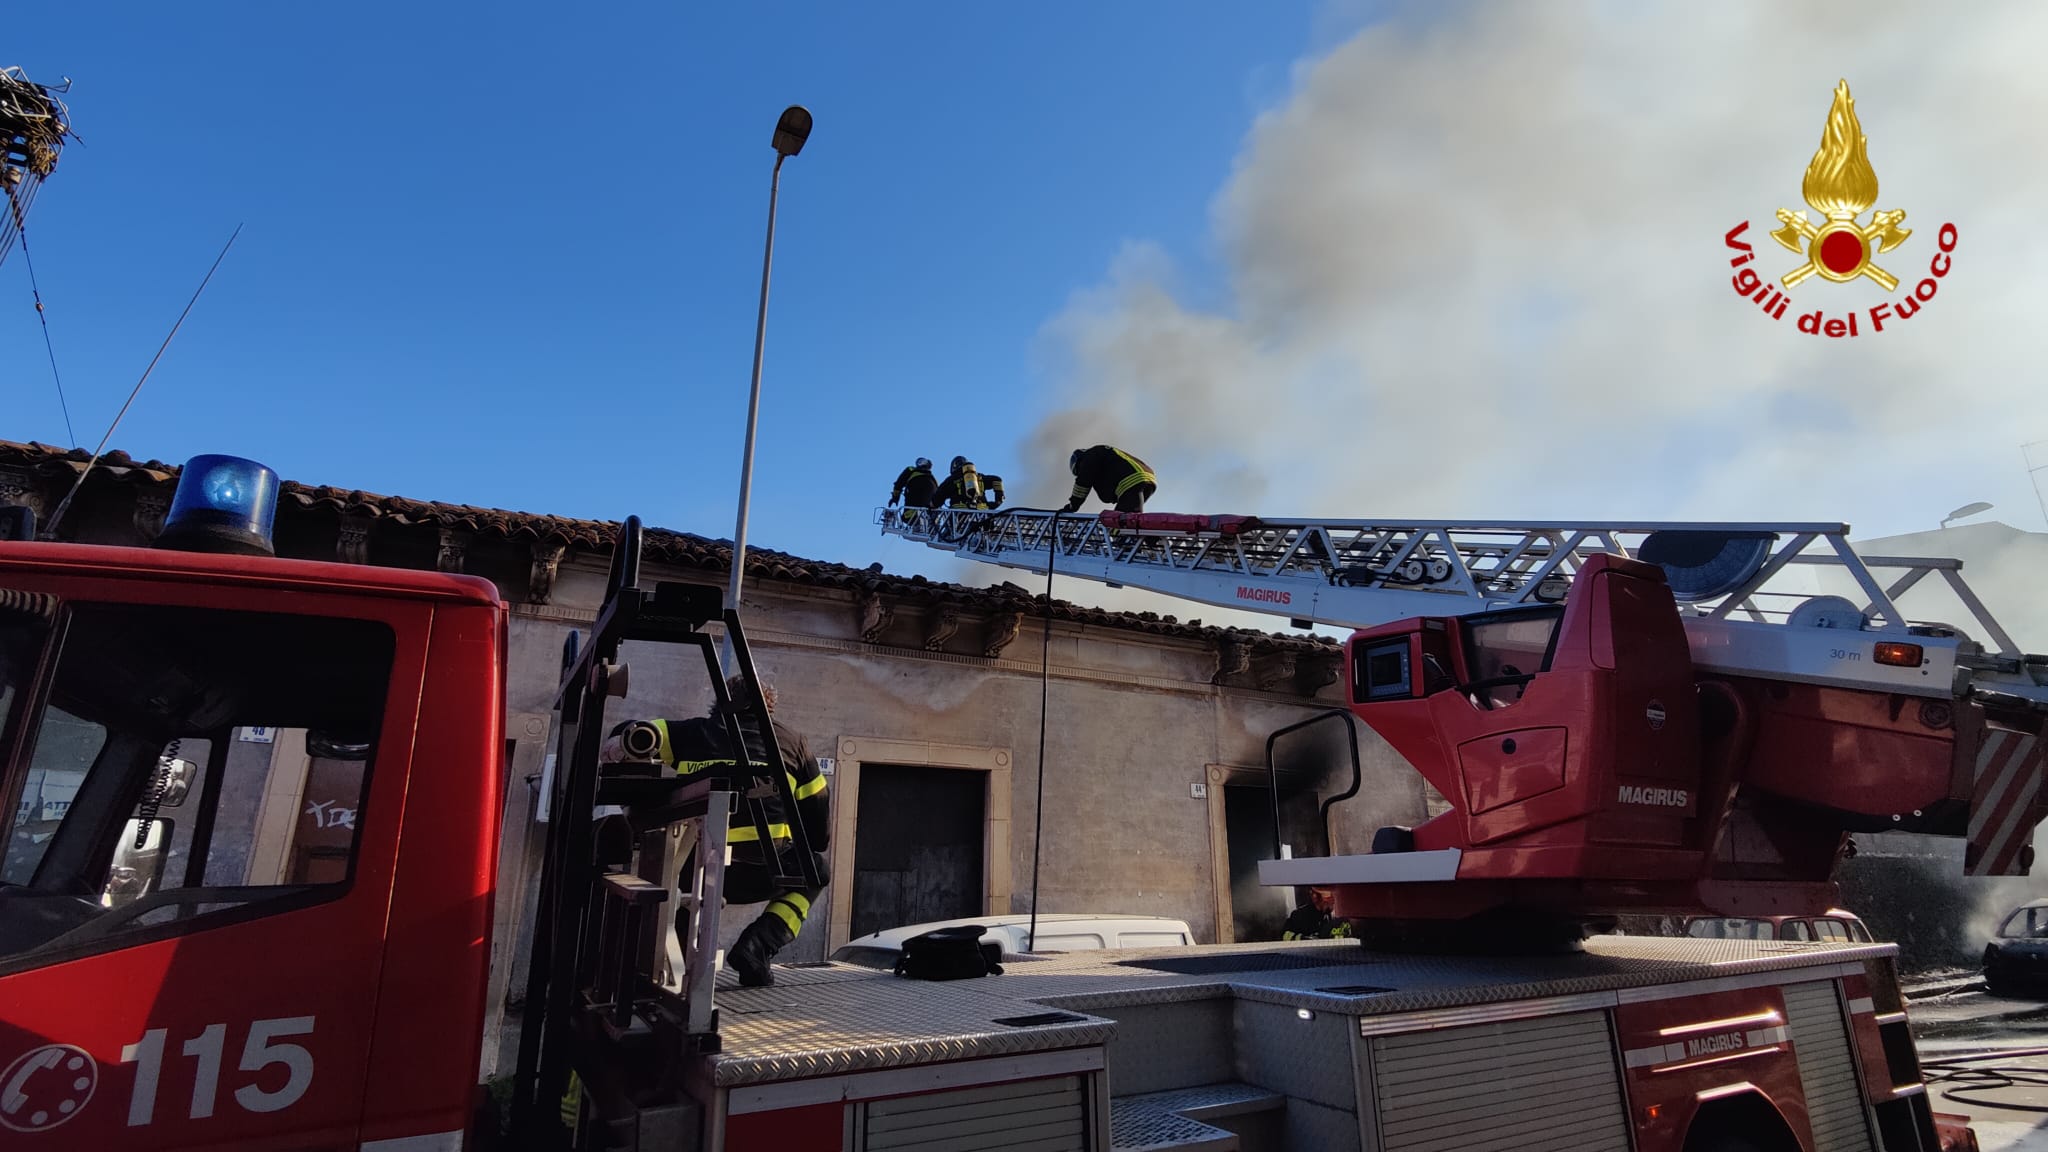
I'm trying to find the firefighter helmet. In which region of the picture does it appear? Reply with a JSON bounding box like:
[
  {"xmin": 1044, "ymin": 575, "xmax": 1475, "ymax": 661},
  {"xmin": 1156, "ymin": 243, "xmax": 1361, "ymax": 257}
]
[
  {"xmin": 915, "ymin": 457, "xmax": 932, "ymax": 470},
  {"xmin": 951, "ymin": 455, "xmax": 968, "ymax": 473},
  {"xmin": 1070, "ymin": 449, "xmax": 1082, "ymax": 474}
]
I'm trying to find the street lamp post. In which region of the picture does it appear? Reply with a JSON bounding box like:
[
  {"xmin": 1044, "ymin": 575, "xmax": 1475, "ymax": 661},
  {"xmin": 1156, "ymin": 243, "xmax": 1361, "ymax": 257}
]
[{"xmin": 723, "ymin": 105, "xmax": 812, "ymax": 672}]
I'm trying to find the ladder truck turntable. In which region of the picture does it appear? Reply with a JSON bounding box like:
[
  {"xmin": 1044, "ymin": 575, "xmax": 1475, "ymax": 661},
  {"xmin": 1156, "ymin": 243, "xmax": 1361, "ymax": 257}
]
[{"xmin": 0, "ymin": 453, "xmax": 2020, "ymax": 1152}]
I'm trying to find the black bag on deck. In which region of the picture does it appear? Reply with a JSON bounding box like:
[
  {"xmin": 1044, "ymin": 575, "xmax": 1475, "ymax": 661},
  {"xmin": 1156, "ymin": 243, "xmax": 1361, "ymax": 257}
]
[{"xmin": 894, "ymin": 925, "xmax": 1003, "ymax": 981}]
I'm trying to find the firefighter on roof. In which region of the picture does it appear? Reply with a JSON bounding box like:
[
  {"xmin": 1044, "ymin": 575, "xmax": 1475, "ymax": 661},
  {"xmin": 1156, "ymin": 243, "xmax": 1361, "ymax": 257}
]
[
  {"xmin": 889, "ymin": 457, "xmax": 938, "ymax": 510},
  {"xmin": 1281, "ymin": 886, "xmax": 1353, "ymax": 941},
  {"xmin": 932, "ymin": 456, "xmax": 1004, "ymax": 510},
  {"xmin": 1062, "ymin": 445, "xmax": 1156, "ymax": 513},
  {"xmin": 606, "ymin": 676, "xmax": 830, "ymax": 987}
]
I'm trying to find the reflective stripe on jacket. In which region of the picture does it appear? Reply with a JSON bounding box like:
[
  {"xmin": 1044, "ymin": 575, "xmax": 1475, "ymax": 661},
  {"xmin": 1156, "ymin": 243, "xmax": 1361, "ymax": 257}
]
[
  {"xmin": 1070, "ymin": 445, "xmax": 1156, "ymax": 505},
  {"xmin": 640, "ymin": 716, "xmax": 829, "ymax": 845}
]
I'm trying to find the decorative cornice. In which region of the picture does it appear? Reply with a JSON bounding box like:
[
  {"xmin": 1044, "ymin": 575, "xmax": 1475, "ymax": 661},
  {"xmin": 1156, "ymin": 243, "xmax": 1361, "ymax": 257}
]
[
  {"xmin": 0, "ymin": 466, "xmax": 44, "ymax": 515},
  {"xmin": 436, "ymin": 527, "xmax": 471, "ymax": 574},
  {"xmin": 856, "ymin": 588, "xmax": 894, "ymax": 643},
  {"xmin": 1294, "ymin": 651, "xmax": 1343, "ymax": 696},
  {"xmin": 1212, "ymin": 635, "xmax": 1253, "ymax": 685},
  {"xmin": 528, "ymin": 542, "xmax": 564, "ymax": 605},
  {"xmin": 336, "ymin": 511, "xmax": 374, "ymax": 566},
  {"xmin": 1255, "ymin": 650, "xmax": 1299, "ymax": 692},
  {"xmin": 131, "ymin": 491, "xmax": 169, "ymax": 540},
  {"xmin": 923, "ymin": 605, "xmax": 962, "ymax": 652},
  {"xmin": 0, "ymin": 438, "xmax": 1341, "ymax": 661},
  {"xmin": 983, "ymin": 611, "xmax": 1024, "ymax": 659}
]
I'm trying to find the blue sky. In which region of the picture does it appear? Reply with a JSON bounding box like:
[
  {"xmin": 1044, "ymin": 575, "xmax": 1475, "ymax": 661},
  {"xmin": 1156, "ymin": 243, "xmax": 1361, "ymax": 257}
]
[
  {"xmin": 12, "ymin": 3, "xmax": 2047, "ymax": 641},
  {"xmin": 5, "ymin": 4, "xmax": 1353, "ymax": 583}
]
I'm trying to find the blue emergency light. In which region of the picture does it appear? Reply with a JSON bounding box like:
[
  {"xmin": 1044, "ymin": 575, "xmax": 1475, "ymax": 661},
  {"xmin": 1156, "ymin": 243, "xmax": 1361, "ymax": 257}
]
[{"xmin": 154, "ymin": 454, "xmax": 281, "ymax": 557}]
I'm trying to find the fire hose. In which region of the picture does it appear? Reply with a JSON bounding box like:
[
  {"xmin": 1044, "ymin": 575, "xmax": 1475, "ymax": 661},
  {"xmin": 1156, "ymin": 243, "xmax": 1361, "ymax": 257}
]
[{"xmin": 1921, "ymin": 1046, "xmax": 2048, "ymax": 1112}]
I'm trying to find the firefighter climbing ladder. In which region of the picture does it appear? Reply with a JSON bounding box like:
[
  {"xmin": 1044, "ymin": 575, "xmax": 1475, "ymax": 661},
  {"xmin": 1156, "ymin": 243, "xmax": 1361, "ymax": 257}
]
[
  {"xmin": 513, "ymin": 517, "xmax": 825, "ymax": 1139},
  {"xmin": 878, "ymin": 506, "xmax": 2048, "ymax": 708}
]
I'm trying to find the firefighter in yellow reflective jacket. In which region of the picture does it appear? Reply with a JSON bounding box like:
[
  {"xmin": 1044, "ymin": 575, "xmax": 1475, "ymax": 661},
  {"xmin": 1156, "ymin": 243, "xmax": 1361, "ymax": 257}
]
[
  {"xmin": 931, "ymin": 455, "xmax": 1004, "ymax": 510},
  {"xmin": 1281, "ymin": 886, "xmax": 1354, "ymax": 941},
  {"xmin": 1061, "ymin": 445, "xmax": 1156, "ymax": 513},
  {"xmin": 607, "ymin": 676, "xmax": 829, "ymax": 987}
]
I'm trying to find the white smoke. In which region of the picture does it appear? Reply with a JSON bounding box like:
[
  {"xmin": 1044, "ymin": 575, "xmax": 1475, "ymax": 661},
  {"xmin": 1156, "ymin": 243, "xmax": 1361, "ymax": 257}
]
[{"xmin": 1019, "ymin": 1, "xmax": 2048, "ymax": 557}]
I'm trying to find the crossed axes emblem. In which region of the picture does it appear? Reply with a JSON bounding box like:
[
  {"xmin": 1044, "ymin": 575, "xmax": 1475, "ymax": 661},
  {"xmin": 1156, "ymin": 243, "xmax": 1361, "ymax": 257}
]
[{"xmin": 1770, "ymin": 208, "xmax": 1912, "ymax": 290}]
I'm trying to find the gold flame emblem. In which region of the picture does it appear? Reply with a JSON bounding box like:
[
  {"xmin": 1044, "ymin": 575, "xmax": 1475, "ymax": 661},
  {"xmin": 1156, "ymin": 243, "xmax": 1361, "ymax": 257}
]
[{"xmin": 1770, "ymin": 80, "xmax": 1911, "ymax": 291}]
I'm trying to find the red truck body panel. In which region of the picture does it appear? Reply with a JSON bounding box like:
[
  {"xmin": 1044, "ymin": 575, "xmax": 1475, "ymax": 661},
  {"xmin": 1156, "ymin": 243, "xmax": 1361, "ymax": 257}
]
[{"xmin": 0, "ymin": 542, "xmax": 502, "ymax": 1149}]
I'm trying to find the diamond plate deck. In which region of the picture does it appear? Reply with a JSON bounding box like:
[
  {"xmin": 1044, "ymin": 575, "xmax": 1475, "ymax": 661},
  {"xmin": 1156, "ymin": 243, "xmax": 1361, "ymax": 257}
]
[
  {"xmin": 1109, "ymin": 1103, "xmax": 1239, "ymax": 1151},
  {"xmin": 705, "ymin": 936, "xmax": 1893, "ymax": 1086},
  {"xmin": 710, "ymin": 975, "xmax": 1117, "ymax": 1085}
]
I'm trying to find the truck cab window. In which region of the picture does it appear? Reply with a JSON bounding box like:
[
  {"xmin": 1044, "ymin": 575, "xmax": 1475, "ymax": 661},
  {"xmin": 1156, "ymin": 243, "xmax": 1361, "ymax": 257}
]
[
  {"xmin": 4, "ymin": 706, "xmax": 106, "ymax": 885},
  {"xmin": 1686, "ymin": 917, "xmax": 1773, "ymax": 941},
  {"xmin": 0, "ymin": 600, "xmax": 394, "ymax": 967},
  {"xmin": 1460, "ymin": 608, "xmax": 1563, "ymax": 709}
]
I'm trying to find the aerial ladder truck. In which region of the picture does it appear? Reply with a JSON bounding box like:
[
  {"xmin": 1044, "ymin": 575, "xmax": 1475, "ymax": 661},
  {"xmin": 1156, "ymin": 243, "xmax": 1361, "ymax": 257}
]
[
  {"xmin": 0, "ymin": 454, "xmax": 2011, "ymax": 1152},
  {"xmin": 879, "ymin": 505, "xmax": 2048, "ymax": 927}
]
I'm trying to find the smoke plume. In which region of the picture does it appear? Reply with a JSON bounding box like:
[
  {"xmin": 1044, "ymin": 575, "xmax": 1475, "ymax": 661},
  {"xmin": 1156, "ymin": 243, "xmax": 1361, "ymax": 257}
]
[
  {"xmin": 1010, "ymin": 3, "xmax": 2048, "ymax": 936},
  {"xmin": 1019, "ymin": 2, "xmax": 2048, "ymax": 552}
]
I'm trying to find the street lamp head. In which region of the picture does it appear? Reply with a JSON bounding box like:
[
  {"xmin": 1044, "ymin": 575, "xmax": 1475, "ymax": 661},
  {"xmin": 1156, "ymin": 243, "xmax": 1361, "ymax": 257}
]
[
  {"xmin": 1941, "ymin": 500, "xmax": 1994, "ymax": 529},
  {"xmin": 773, "ymin": 105, "xmax": 813, "ymax": 157}
]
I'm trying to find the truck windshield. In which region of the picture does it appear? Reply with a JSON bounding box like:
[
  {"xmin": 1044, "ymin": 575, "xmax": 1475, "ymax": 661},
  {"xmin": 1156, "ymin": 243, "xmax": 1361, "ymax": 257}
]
[
  {"xmin": 0, "ymin": 597, "xmax": 394, "ymax": 966},
  {"xmin": 1685, "ymin": 917, "xmax": 1776, "ymax": 940}
]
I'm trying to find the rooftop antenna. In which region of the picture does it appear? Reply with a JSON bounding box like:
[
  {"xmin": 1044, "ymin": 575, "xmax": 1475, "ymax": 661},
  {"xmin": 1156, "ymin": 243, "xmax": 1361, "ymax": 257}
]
[
  {"xmin": 41, "ymin": 224, "xmax": 244, "ymax": 540},
  {"xmin": 2025, "ymin": 441, "xmax": 2048, "ymax": 532}
]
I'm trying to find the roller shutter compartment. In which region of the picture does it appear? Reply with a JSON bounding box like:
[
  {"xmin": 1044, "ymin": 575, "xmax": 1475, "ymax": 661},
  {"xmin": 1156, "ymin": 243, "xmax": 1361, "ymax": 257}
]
[
  {"xmin": 1370, "ymin": 1010, "xmax": 1630, "ymax": 1152},
  {"xmin": 1783, "ymin": 980, "xmax": 1874, "ymax": 1152},
  {"xmin": 862, "ymin": 1074, "xmax": 1088, "ymax": 1152}
]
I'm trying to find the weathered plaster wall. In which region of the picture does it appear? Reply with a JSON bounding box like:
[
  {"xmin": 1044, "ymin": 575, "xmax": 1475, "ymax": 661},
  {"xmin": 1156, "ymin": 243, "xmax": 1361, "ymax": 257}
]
[{"xmin": 496, "ymin": 560, "xmax": 1426, "ymax": 967}]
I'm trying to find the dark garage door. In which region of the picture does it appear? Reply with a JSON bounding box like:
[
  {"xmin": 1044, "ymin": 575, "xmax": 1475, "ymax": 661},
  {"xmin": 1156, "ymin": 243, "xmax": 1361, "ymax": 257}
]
[{"xmin": 852, "ymin": 764, "xmax": 985, "ymax": 940}]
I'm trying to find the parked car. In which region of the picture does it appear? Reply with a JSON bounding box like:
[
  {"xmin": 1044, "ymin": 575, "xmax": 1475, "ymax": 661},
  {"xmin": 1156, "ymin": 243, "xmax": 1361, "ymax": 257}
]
[
  {"xmin": 1983, "ymin": 898, "xmax": 2048, "ymax": 997},
  {"xmin": 829, "ymin": 914, "xmax": 1196, "ymax": 970},
  {"xmin": 1681, "ymin": 909, "xmax": 1874, "ymax": 944}
]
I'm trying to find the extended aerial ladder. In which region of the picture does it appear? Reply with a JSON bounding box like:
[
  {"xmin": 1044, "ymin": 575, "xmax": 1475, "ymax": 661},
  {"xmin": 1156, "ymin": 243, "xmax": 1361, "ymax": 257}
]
[
  {"xmin": 881, "ymin": 505, "xmax": 2048, "ymax": 922},
  {"xmin": 880, "ymin": 506, "xmax": 2045, "ymax": 705}
]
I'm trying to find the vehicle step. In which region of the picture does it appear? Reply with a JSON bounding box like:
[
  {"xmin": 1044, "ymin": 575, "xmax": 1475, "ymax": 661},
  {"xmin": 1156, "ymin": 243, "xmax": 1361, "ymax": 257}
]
[
  {"xmin": 1118, "ymin": 1082, "xmax": 1286, "ymax": 1122},
  {"xmin": 1109, "ymin": 1104, "xmax": 1238, "ymax": 1152}
]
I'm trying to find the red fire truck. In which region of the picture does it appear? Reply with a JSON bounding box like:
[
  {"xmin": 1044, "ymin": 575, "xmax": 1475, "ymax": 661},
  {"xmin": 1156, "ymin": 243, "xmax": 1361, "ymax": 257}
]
[{"xmin": 0, "ymin": 456, "xmax": 2022, "ymax": 1151}]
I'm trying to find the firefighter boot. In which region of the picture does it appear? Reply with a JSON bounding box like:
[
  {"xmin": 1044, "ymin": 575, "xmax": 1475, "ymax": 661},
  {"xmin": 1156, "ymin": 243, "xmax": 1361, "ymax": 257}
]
[{"xmin": 727, "ymin": 907, "xmax": 798, "ymax": 988}]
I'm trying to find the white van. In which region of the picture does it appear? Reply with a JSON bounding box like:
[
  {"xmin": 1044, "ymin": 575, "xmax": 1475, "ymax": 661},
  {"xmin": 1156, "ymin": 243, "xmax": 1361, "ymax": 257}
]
[{"xmin": 829, "ymin": 914, "xmax": 1196, "ymax": 970}]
